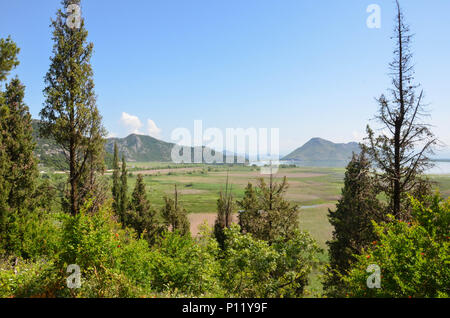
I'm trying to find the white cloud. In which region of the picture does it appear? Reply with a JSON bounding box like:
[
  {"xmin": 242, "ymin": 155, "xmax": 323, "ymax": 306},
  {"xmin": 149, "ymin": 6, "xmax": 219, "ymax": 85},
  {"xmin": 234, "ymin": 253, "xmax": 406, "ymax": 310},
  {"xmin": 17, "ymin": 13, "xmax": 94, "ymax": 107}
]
[
  {"xmin": 119, "ymin": 112, "xmax": 162, "ymax": 139},
  {"xmin": 120, "ymin": 112, "xmax": 142, "ymax": 134},
  {"xmin": 107, "ymin": 131, "xmax": 118, "ymax": 138},
  {"xmin": 147, "ymin": 119, "xmax": 161, "ymax": 138}
]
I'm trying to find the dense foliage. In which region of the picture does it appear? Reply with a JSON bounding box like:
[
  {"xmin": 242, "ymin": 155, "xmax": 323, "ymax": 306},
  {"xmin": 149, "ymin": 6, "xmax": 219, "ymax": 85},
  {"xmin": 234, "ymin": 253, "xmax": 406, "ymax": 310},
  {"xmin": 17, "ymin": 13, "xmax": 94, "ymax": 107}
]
[
  {"xmin": 0, "ymin": 201, "xmax": 321, "ymax": 298},
  {"xmin": 340, "ymin": 194, "xmax": 449, "ymax": 298}
]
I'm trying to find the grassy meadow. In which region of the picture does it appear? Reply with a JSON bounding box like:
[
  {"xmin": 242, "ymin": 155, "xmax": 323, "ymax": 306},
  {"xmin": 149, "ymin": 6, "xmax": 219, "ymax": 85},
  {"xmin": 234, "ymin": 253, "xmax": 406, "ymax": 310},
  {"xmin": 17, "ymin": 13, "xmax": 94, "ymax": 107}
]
[{"xmin": 117, "ymin": 163, "xmax": 450, "ymax": 248}]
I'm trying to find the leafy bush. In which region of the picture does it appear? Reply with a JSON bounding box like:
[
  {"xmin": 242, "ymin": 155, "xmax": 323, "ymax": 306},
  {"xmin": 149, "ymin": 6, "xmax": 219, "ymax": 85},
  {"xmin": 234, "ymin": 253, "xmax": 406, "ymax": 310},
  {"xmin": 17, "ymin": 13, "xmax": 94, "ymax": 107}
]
[
  {"xmin": 220, "ymin": 225, "xmax": 321, "ymax": 297},
  {"xmin": 341, "ymin": 194, "xmax": 450, "ymax": 298},
  {"xmin": 16, "ymin": 209, "xmax": 61, "ymax": 260},
  {"xmin": 1, "ymin": 196, "xmax": 323, "ymax": 298},
  {"xmin": 148, "ymin": 230, "xmax": 223, "ymax": 297},
  {"xmin": 0, "ymin": 258, "xmax": 62, "ymax": 298}
]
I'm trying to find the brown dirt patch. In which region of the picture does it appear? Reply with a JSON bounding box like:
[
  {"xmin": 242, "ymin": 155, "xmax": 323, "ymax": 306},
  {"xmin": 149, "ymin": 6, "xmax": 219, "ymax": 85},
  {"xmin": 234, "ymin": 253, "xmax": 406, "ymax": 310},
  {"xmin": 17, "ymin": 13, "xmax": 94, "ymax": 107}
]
[{"xmin": 188, "ymin": 213, "xmax": 239, "ymax": 236}]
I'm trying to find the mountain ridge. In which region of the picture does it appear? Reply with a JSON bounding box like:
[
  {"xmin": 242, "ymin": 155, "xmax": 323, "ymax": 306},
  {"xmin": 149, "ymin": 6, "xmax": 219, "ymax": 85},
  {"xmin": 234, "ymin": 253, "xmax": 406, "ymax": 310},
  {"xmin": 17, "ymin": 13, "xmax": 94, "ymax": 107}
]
[
  {"xmin": 33, "ymin": 120, "xmax": 364, "ymax": 168},
  {"xmin": 32, "ymin": 120, "xmax": 243, "ymax": 168},
  {"xmin": 282, "ymin": 137, "xmax": 361, "ymax": 161}
]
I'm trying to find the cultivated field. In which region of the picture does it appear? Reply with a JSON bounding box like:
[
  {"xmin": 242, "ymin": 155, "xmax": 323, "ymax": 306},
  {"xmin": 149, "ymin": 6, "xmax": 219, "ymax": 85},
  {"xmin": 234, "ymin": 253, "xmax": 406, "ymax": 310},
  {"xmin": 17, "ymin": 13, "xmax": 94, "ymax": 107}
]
[{"xmin": 123, "ymin": 163, "xmax": 450, "ymax": 249}]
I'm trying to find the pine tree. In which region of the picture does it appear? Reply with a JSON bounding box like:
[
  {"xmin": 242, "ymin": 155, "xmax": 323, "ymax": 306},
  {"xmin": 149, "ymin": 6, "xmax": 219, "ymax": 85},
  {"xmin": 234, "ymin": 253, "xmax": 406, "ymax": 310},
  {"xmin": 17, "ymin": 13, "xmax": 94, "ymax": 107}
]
[
  {"xmin": 127, "ymin": 174, "xmax": 161, "ymax": 245},
  {"xmin": 214, "ymin": 175, "xmax": 234, "ymax": 249},
  {"xmin": 161, "ymin": 184, "xmax": 190, "ymax": 237},
  {"xmin": 364, "ymin": 0, "xmax": 436, "ymax": 220},
  {"xmin": 324, "ymin": 151, "xmax": 384, "ymax": 297},
  {"xmin": 0, "ymin": 36, "xmax": 20, "ymax": 234},
  {"xmin": 237, "ymin": 175, "xmax": 299, "ymax": 243},
  {"xmin": 111, "ymin": 142, "xmax": 120, "ymax": 213},
  {"xmin": 0, "ymin": 38, "xmax": 38, "ymax": 255},
  {"xmin": 1, "ymin": 78, "xmax": 38, "ymax": 213},
  {"xmin": 40, "ymin": 0, "xmax": 106, "ymax": 215},
  {"xmin": 237, "ymin": 182, "xmax": 260, "ymax": 235},
  {"xmin": 118, "ymin": 154, "xmax": 128, "ymax": 225}
]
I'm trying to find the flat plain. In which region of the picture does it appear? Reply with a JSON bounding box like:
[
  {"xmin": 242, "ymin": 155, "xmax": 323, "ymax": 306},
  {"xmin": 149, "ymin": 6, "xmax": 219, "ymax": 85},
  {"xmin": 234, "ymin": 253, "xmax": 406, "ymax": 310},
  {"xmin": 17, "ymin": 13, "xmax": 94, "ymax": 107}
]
[{"xmin": 124, "ymin": 163, "xmax": 450, "ymax": 249}]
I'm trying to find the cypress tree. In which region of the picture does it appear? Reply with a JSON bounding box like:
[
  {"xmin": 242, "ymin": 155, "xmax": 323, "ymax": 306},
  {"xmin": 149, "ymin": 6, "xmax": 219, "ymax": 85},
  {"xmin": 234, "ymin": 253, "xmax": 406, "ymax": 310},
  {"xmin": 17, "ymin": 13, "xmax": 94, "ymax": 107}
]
[
  {"xmin": 111, "ymin": 142, "xmax": 120, "ymax": 213},
  {"xmin": 40, "ymin": 0, "xmax": 106, "ymax": 215},
  {"xmin": 118, "ymin": 154, "xmax": 128, "ymax": 225},
  {"xmin": 0, "ymin": 37, "xmax": 38, "ymax": 254},
  {"xmin": 237, "ymin": 182, "xmax": 260, "ymax": 234},
  {"xmin": 1, "ymin": 78, "xmax": 38, "ymax": 213},
  {"xmin": 127, "ymin": 174, "xmax": 161, "ymax": 245},
  {"xmin": 0, "ymin": 36, "xmax": 20, "ymax": 232},
  {"xmin": 324, "ymin": 151, "xmax": 384, "ymax": 297},
  {"xmin": 237, "ymin": 175, "xmax": 298, "ymax": 243},
  {"xmin": 161, "ymin": 184, "xmax": 190, "ymax": 237}
]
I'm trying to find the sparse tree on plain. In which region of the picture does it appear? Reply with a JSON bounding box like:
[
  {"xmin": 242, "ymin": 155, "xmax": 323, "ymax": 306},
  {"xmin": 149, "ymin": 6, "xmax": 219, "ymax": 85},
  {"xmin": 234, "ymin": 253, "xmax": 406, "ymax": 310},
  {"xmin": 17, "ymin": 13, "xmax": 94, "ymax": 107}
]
[{"xmin": 161, "ymin": 184, "xmax": 190, "ymax": 237}]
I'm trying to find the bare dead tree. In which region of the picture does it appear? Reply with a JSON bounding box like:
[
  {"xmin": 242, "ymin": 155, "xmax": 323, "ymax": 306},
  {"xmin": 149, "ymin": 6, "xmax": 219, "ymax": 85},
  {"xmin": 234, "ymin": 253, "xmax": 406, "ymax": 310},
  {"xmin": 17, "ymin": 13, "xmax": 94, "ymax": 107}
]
[{"xmin": 364, "ymin": 0, "xmax": 437, "ymax": 219}]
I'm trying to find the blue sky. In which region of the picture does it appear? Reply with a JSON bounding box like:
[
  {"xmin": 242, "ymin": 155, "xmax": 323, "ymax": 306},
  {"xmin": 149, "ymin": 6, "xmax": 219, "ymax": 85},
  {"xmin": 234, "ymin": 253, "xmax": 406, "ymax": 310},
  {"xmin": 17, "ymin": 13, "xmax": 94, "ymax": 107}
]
[{"xmin": 1, "ymin": 0, "xmax": 449, "ymax": 156}]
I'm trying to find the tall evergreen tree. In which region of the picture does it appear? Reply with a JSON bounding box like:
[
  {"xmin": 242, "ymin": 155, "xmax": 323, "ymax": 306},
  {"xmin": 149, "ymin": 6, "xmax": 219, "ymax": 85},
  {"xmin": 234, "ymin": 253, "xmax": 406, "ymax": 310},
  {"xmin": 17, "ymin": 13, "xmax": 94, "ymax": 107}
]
[
  {"xmin": 364, "ymin": 0, "xmax": 436, "ymax": 220},
  {"xmin": 324, "ymin": 151, "xmax": 384, "ymax": 297},
  {"xmin": 237, "ymin": 182, "xmax": 261, "ymax": 235},
  {"xmin": 118, "ymin": 154, "xmax": 128, "ymax": 225},
  {"xmin": 161, "ymin": 184, "xmax": 190, "ymax": 237},
  {"xmin": 111, "ymin": 142, "xmax": 120, "ymax": 213},
  {"xmin": 0, "ymin": 36, "xmax": 20, "ymax": 231},
  {"xmin": 40, "ymin": 0, "xmax": 106, "ymax": 215},
  {"xmin": 0, "ymin": 38, "xmax": 38, "ymax": 255},
  {"xmin": 127, "ymin": 174, "xmax": 161, "ymax": 245},
  {"xmin": 1, "ymin": 78, "xmax": 38, "ymax": 213},
  {"xmin": 237, "ymin": 175, "xmax": 299, "ymax": 243}
]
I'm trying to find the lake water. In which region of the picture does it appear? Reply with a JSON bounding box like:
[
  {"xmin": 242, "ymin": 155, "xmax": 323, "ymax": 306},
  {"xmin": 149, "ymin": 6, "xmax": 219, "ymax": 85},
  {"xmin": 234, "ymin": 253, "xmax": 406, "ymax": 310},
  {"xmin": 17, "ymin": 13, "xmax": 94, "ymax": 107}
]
[
  {"xmin": 249, "ymin": 160, "xmax": 450, "ymax": 175},
  {"xmin": 426, "ymin": 161, "xmax": 450, "ymax": 175}
]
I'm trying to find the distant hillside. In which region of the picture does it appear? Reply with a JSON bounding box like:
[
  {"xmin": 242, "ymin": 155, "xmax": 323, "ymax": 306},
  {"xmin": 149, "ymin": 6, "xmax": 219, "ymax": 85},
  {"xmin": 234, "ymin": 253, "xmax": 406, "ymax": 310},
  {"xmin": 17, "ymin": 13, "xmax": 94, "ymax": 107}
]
[
  {"xmin": 32, "ymin": 120, "xmax": 242, "ymax": 168},
  {"xmin": 105, "ymin": 134, "xmax": 176, "ymax": 162},
  {"xmin": 282, "ymin": 137, "xmax": 361, "ymax": 161},
  {"xmin": 32, "ymin": 120, "xmax": 68, "ymax": 169}
]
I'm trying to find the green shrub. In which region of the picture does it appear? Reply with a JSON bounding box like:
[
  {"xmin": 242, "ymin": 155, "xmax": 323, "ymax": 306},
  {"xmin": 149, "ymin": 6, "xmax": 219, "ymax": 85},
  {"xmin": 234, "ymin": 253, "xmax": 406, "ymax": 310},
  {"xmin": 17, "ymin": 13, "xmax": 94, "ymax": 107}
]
[
  {"xmin": 148, "ymin": 230, "xmax": 223, "ymax": 297},
  {"xmin": 342, "ymin": 194, "xmax": 450, "ymax": 298},
  {"xmin": 0, "ymin": 258, "xmax": 62, "ymax": 298},
  {"xmin": 220, "ymin": 225, "xmax": 321, "ymax": 297}
]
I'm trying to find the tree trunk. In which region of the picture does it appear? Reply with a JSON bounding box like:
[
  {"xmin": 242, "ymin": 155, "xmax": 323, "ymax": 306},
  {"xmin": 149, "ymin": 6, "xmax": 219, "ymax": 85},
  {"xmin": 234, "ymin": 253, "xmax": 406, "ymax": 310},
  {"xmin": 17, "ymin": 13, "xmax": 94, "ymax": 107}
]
[{"xmin": 393, "ymin": 6, "xmax": 404, "ymax": 218}]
